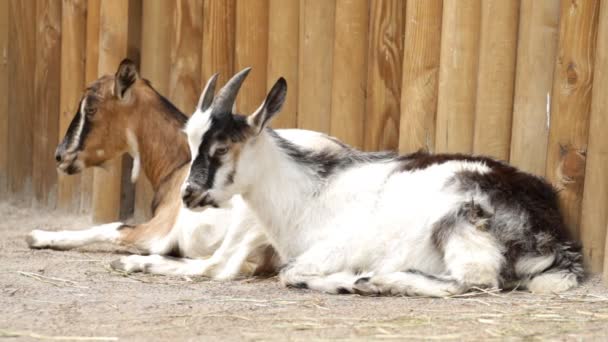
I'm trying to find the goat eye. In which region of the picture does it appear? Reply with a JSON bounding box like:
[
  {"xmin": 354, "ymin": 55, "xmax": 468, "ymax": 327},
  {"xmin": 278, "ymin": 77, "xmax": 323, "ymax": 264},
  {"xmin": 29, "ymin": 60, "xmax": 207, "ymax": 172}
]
[
  {"xmin": 214, "ymin": 147, "xmax": 229, "ymax": 156},
  {"xmin": 85, "ymin": 107, "xmax": 96, "ymax": 117}
]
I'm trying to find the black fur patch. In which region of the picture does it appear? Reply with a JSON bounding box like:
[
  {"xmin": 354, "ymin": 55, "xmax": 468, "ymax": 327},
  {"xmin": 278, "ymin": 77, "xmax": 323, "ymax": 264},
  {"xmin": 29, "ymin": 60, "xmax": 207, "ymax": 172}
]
[
  {"xmin": 268, "ymin": 129, "xmax": 397, "ymax": 178},
  {"xmin": 396, "ymin": 151, "xmax": 509, "ymax": 173},
  {"xmin": 447, "ymin": 159, "xmax": 582, "ymax": 285},
  {"xmin": 355, "ymin": 277, "xmax": 371, "ymax": 285},
  {"xmin": 188, "ymin": 114, "xmax": 252, "ymax": 191},
  {"xmin": 336, "ymin": 287, "xmax": 351, "ymax": 294},
  {"xmin": 290, "ymin": 282, "xmax": 309, "ymax": 289}
]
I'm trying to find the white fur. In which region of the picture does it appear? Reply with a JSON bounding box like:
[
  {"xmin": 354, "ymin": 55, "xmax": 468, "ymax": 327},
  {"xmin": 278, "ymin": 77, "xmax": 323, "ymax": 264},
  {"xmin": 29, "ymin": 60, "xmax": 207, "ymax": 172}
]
[
  {"xmin": 27, "ymin": 222, "xmax": 123, "ymax": 250},
  {"xmin": 126, "ymin": 129, "xmax": 141, "ymax": 183},
  {"xmin": 526, "ymin": 271, "xmax": 578, "ymax": 293}
]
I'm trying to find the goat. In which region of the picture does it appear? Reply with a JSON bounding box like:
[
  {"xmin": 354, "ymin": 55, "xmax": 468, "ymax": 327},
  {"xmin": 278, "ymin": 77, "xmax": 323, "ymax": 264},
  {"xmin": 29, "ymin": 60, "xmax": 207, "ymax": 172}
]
[
  {"xmin": 26, "ymin": 59, "xmax": 347, "ymax": 279},
  {"xmin": 182, "ymin": 68, "xmax": 584, "ymax": 296}
]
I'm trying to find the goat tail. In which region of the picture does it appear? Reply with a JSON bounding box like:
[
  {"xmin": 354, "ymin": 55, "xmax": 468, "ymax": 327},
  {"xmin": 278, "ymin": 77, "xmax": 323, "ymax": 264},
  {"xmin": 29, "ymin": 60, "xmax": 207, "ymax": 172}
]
[{"xmin": 524, "ymin": 242, "xmax": 585, "ymax": 294}]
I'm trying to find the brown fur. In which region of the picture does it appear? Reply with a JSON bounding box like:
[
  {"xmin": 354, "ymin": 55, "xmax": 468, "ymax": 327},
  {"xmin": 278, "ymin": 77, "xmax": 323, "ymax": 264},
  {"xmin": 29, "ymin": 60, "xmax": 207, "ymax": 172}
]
[{"xmin": 59, "ymin": 68, "xmax": 191, "ymax": 253}]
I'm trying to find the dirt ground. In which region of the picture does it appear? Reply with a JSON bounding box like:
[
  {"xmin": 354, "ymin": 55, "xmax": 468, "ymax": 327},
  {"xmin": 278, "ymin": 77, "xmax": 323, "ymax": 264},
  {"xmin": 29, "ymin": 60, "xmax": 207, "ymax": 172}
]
[{"xmin": 1, "ymin": 201, "xmax": 608, "ymax": 341}]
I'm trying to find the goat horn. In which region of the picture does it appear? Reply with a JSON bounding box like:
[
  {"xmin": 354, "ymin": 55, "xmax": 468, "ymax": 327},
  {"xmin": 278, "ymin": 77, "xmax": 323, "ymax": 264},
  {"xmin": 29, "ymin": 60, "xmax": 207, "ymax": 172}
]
[{"xmin": 212, "ymin": 67, "xmax": 252, "ymax": 116}]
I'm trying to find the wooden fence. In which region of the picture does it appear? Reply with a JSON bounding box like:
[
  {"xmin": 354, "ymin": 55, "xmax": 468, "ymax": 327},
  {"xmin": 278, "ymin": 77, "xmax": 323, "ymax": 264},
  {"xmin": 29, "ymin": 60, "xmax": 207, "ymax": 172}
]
[{"xmin": 1, "ymin": 0, "xmax": 607, "ymax": 280}]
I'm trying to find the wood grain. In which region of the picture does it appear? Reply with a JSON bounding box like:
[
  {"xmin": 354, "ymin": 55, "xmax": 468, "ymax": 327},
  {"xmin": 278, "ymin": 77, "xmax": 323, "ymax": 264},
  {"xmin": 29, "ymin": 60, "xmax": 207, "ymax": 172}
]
[
  {"xmin": 473, "ymin": 0, "xmax": 519, "ymax": 160},
  {"xmin": 8, "ymin": 0, "xmax": 37, "ymax": 200},
  {"xmin": 202, "ymin": 0, "xmax": 235, "ymax": 90},
  {"xmin": 169, "ymin": 0, "xmax": 203, "ymax": 114},
  {"xmin": 33, "ymin": 0, "xmax": 62, "ymax": 208},
  {"xmin": 0, "ymin": 0, "xmax": 8, "ymax": 198},
  {"xmin": 134, "ymin": 0, "xmax": 173, "ymax": 221},
  {"xmin": 364, "ymin": 0, "xmax": 405, "ymax": 151},
  {"xmin": 330, "ymin": 0, "xmax": 368, "ymax": 148},
  {"xmin": 57, "ymin": 0, "xmax": 87, "ymax": 212},
  {"xmin": 435, "ymin": 0, "xmax": 481, "ymax": 154},
  {"xmin": 545, "ymin": 0, "xmax": 599, "ymax": 239},
  {"xmin": 92, "ymin": 0, "xmax": 136, "ymax": 223},
  {"xmin": 579, "ymin": 0, "xmax": 608, "ymax": 273},
  {"xmin": 235, "ymin": 0, "xmax": 268, "ymax": 114},
  {"xmin": 297, "ymin": 0, "xmax": 335, "ymax": 133},
  {"xmin": 509, "ymin": 0, "xmax": 560, "ymax": 176},
  {"xmin": 81, "ymin": 0, "xmax": 100, "ymax": 214},
  {"xmin": 267, "ymin": 0, "xmax": 298, "ymax": 129},
  {"xmin": 398, "ymin": 0, "xmax": 442, "ymax": 154}
]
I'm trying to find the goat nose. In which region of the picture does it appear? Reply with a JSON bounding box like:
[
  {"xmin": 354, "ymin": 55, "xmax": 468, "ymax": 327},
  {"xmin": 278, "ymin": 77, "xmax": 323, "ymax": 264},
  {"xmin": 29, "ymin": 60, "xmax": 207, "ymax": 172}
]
[{"xmin": 55, "ymin": 151, "xmax": 63, "ymax": 163}]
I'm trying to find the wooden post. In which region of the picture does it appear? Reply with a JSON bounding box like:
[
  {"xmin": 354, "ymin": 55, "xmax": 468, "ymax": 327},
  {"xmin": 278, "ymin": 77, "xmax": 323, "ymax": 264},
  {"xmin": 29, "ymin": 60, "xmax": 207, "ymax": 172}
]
[
  {"xmin": 297, "ymin": 0, "xmax": 335, "ymax": 133},
  {"xmin": 58, "ymin": 0, "xmax": 87, "ymax": 212},
  {"xmin": 435, "ymin": 0, "xmax": 481, "ymax": 154},
  {"xmin": 135, "ymin": 0, "xmax": 173, "ymax": 221},
  {"xmin": 364, "ymin": 0, "xmax": 405, "ymax": 152},
  {"xmin": 168, "ymin": 0, "xmax": 203, "ymax": 114},
  {"xmin": 81, "ymin": 0, "xmax": 100, "ymax": 214},
  {"xmin": 8, "ymin": 0, "xmax": 37, "ymax": 201},
  {"xmin": 545, "ymin": 0, "xmax": 599, "ymax": 239},
  {"xmin": 202, "ymin": 0, "xmax": 235, "ymax": 89},
  {"xmin": 398, "ymin": 0, "xmax": 442, "ymax": 154},
  {"xmin": 0, "ymin": 0, "xmax": 8, "ymax": 199},
  {"xmin": 268, "ymin": 0, "xmax": 298, "ymax": 129},
  {"xmin": 329, "ymin": 0, "xmax": 368, "ymax": 148},
  {"xmin": 472, "ymin": 0, "xmax": 519, "ymax": 160},
  {"xmin": 92, "ymin": 0, "xmax": 140, "ymax": 223},
  {"xmin": 235, "ymin": 0, "xmax": 268, "ymax": 114},
  {"xmin": 579, "ymin": 0, "xmax": 608, "ymax": 273},
  {"xmin": 33, "ymin": 0, "xmax": 61, "ymax": 208},
  {"xmin": 509, "ymin": 0, "xmax": 560, "ymax": 176}
]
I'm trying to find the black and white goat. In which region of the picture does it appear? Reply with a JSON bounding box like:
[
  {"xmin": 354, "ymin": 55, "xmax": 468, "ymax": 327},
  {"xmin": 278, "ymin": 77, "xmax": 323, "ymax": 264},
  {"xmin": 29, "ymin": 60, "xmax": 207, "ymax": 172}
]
[
  {"xmin": 182, "ymin": 68, "xmax": 584, "ymax": 296},
  {"xmin": 26, "ymin": 60, "xmax": 346, "ymax": 280}
]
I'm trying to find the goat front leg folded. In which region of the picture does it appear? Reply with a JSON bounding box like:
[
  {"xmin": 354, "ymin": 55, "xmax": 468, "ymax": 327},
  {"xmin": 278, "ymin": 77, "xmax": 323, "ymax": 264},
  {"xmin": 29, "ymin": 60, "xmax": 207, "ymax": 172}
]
[
  {"xmin": 26, "ymin": 222, "xmax": 127, "ymax": 250},
  {"xmin": 110, "ymin": 215, "xmax": 268, "ymax": 279}
]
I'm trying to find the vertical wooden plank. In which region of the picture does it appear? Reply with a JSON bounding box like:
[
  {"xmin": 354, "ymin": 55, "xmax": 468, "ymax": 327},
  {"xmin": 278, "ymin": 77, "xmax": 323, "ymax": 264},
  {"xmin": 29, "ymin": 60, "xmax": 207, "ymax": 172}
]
[
  {"xmin": 8, "ymin": 0, "xmax": 36, "ymax": 201},
  {"xmin": 329, "ymin": 0, "xmax": 368, "ymax": 148},
  {"xmin": 235, "ymin": 0, "xmax": 268, "ymax": 114},
  {"xmin": 267, "ymin": 0, "xmax": 298, "ymax": 129},
  {"xmin": 92, "ymin": 0, "xmax": 140, "ymax": 222},
  {"xmin": 509, "ymin": 0, "xmax": 560, "ymax": 176},
  {"xmin": 472, "ymin": 0, "xmax": 519, "ymax": 160},
  {"xmin": 81, "ymin": 0, "xmax": 100, "ymax": 214},
  {"xmin": 0, "ymin": 0, "xmax": 8, "ymax": 199},
  {"xmin": 202, "ymin": 0, "xmax": 235, "ymax": 89},
  {"xmin": 435, "ymin": 0, "xmax": 481, "ymax": 154},
  {"xmin": 33, "ymin": 0, "xmax": 62, "ymax": 208},
  {"xmin": 297, "ymin": 0, "xmax": 335, "ymax": 133},
  {"xmin": 168, "ymin": 0, "xmax": 203, "ymax": 114},
  {"xmin": 58, "ymin": 0, "xmax": 87, "ymax": 212},
  {"xmin": 398, "ymin": 0, "xmax": 442, "ymax": 154},
  {"xmin": 545, "ymin": 0, "xmax": 599, "ymax": 239},
  {"xmin": 579, "ymin": 0, "xmax": 608, "ymax": 273},
  {"xmin": 135, "ymin": 0, "xmax": 173, "ymax": 221},
  {"xmin": 364, "ymin": 0, "xmax": 405, "ymax": 151}
]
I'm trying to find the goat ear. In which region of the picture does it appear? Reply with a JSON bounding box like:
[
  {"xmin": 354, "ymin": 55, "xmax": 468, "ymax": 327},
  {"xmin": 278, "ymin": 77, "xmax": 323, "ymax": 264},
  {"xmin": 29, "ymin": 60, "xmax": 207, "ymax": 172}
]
[
  {"xmin": 197, "ymin": 73, "xmax": 218, "ymax": 112},
  {"xmin": 248, "ymin": 78, "xmax": 287, "ymax": 134},
  {"xmin": 114, "ymin": 59, "xmax": 139, "ymax": 100}
]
